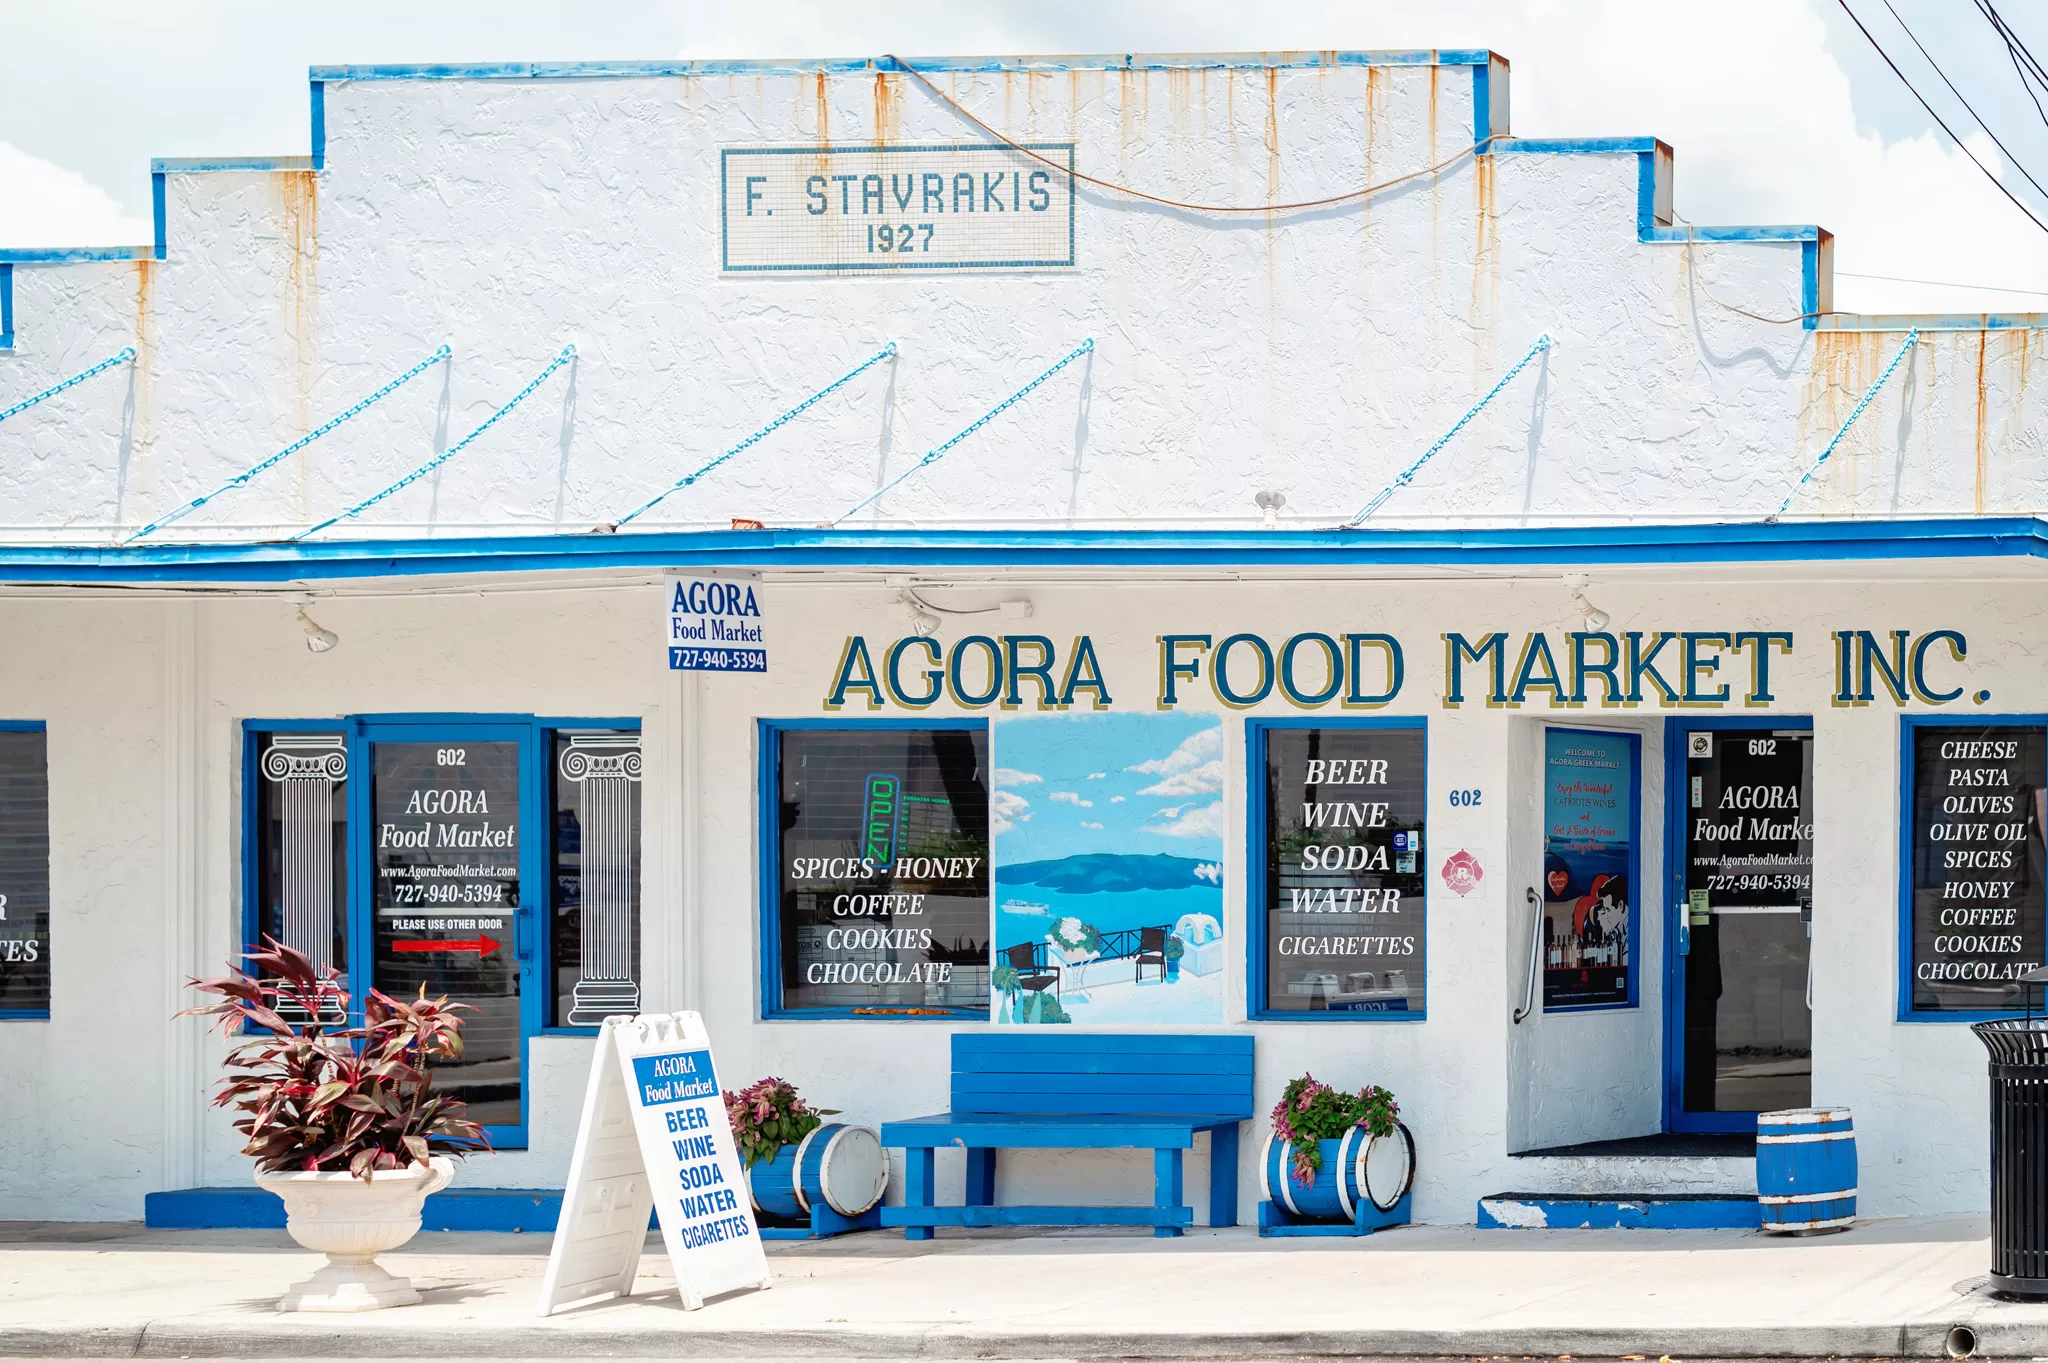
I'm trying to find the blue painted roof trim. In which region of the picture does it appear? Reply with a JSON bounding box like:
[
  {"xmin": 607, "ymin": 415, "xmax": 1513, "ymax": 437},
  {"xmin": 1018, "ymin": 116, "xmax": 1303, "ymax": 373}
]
[
  {"xmin": 1, "ymin": 517, "xmax": 2045, "ymax": 585},
  {"xmin": 307, "ymin": 51, "xmax": 1500, "ymax": 82}
]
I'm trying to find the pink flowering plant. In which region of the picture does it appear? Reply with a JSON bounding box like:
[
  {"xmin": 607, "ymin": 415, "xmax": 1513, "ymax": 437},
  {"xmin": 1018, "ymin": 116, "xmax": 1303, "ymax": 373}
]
[
  {"xmin": 722, "ymin": 1077, "xmax": 839, "ymax": 1170},
  {"xmin": 1270, "ymin": 1073, "xmax": 1399, "ymax": 1184}
]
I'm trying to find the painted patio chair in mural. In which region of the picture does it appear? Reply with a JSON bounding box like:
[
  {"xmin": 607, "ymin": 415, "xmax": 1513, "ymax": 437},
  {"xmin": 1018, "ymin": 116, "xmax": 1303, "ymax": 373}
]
[
  {"xmin": 1135, "ymin": 926, "xmax": 1169, "ymax": 983},
  {"xmin": 1005, "ymin": 942, "xmax": 1060, "ymax": 999}
]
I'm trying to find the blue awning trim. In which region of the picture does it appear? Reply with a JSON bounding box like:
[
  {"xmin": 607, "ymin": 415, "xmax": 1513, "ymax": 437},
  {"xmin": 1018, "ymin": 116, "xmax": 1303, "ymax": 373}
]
[{"xmin": 0, "ymin": 517, "xmax": 2043, "ymax": 585}]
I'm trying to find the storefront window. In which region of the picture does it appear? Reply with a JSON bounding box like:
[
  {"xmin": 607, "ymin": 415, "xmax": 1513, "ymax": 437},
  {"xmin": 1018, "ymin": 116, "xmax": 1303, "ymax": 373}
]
[
  {"xmin": 551, "ymin": 732, "xmax": 643, "ymax": 1025},
  {"xmin": 0, "ymin": 724, "xmax": 51, "ymax": 1018},
  {"xmin": 1541, "ymin": 728, "xmax": 1639, "ymax": 1010},
  {"xmin": 1902, "ymin": 719, "xmax": 2047, "ymax": 1017},
  {"xmin": 1254, "ymin": 720, "xmax": 1427, "ymax": 1017},
  {"xmin": 253, "ymin": 733, "xmax": 349, "ymax": 1016},
  {"xmin": 767, "ymin": 723, "xmax": 990, "ymax": 1017}
]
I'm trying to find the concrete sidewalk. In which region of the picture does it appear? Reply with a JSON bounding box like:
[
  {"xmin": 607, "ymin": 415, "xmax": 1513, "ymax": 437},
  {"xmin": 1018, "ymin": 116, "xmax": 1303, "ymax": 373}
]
[{"xmin": 5, "ymin": 1214, "xmax": 2047, "ymax": 1359}]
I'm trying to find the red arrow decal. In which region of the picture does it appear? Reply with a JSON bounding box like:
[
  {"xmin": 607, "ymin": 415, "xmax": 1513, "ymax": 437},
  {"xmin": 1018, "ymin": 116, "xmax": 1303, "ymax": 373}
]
[{"xmin": 391, "ymin": 934, "xmax": 500, "ymax": 957}]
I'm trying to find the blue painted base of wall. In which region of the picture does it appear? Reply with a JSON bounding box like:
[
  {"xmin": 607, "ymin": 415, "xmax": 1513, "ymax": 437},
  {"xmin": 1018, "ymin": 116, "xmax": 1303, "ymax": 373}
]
[
  {"xmin": 144, "ymin": 1186, "xmax": 654, "ymax": 1234},
  {"xmin": 1478, "ymin": 1192, "xmax": 1761, "ymax": 1230},
  {"xmin": 1257, "ymin": 1192, "xmax": 1411, "ymax": 1237},
  {"xmin": 757, "ymin": 1203, "xmax": 883, "ymax": 1240}
]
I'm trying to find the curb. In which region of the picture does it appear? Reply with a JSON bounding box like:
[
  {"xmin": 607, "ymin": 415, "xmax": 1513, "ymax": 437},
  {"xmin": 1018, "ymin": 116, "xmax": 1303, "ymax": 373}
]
[{"xmin": 4, "ymin": 1319, "xmax": 2036, "ymax": 1359}]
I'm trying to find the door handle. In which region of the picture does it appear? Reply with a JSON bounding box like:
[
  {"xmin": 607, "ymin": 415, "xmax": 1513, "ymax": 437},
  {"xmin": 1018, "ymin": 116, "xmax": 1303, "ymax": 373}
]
[
  {"xmin": 1513, "ymin": 887, "xmax": 1542, "ymax": 1024},
  {"xmin": 1675, "ymin": 901, "xmax": 1690, "ymax": 956},
  {"xmin": 514, "ymin": 909, "xmax": 533, "ymax": 962}
]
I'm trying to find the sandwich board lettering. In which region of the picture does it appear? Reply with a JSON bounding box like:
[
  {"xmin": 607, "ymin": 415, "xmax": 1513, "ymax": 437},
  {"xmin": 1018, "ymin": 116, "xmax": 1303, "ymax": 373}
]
[{"xmin": 538, "ymin": 1012, "xmax": 771, "ymax": 1314}]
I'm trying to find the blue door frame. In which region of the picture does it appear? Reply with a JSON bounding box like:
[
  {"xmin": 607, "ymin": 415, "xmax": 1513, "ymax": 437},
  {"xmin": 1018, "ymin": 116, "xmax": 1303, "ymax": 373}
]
[
  {"xmin": 1661, "ymin": 714, "xmax": 1814, "ymax": 1134},
  {"xmin": 347, "ymin": 717, "xmax": 545, "ymax": 1149}
]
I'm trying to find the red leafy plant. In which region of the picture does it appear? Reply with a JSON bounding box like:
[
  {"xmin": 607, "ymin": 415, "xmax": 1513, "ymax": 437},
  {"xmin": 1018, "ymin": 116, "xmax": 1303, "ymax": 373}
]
[
  {"xmin": 178, "ymin": 939, "xmax": 489, "ymax": 1179},
  {"xmin": 722, "ymin": 1077, "xmax": 837, "ymax": 1170},
  {"xmin": 1270, "ymin": 1073, "xmax": 1399, "ymax": 1185}
]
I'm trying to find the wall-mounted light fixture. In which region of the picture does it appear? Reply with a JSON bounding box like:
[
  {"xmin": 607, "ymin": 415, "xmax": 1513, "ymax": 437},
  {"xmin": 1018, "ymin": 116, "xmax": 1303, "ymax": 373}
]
[
  {"xmin": 297, "ymin": 606, "xmax": 340, "ymax": 654},
  {"xmin": 1562, "ymin": 574, "xmax": 1610, "ymax": 633}
]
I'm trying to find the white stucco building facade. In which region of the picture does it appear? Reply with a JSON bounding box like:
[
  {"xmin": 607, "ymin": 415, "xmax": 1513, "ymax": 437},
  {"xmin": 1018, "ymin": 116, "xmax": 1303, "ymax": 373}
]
[{"xmin": 2, "ymin": 50, "xmax": 2046, "ymax": 1229}]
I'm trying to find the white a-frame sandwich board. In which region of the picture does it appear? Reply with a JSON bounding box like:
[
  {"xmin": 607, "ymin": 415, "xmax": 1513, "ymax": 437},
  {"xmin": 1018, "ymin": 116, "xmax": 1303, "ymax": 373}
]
[{"xmin": 538, "ymin": 1012, "xmax": 772, "ymax": 1314}]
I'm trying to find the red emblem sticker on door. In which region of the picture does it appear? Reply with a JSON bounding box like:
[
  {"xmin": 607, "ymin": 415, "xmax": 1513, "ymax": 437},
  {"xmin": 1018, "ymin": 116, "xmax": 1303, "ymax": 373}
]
[
  {"xmin": 1546, "ymin": 868, "xmax": 1570, "ymax": 897},
  {"xmin": 1441, "ymin": 849, "xmax": 1486, "ymax": 897}
]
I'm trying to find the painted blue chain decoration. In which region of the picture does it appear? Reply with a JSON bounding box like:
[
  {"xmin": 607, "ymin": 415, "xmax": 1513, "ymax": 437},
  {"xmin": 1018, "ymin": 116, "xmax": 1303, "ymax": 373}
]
[
  {"xmin": 1346, "ymin": 333, "xmax": 1554, "ymax": 526},
  {"xmin": 613, "ymin": 343, "xmax": 896, "ymax": 528},
  {"xmin": 1771, "ymin": 328, "xmax": 1919, "ymax": 520},
  {"xmin": 125, "ymin": 344, "xmax": 451, "ymax": 544},
  {"xmin": 0, "ymin": 347, "xmax": 136, "ymax": 426},
  {"xmin": 833, "ymin": 339, "xmax": 1094, "ymax": 526},
  {"xmin": 294, "ymin": 344, "xmax": 576, "ymax": 541}
]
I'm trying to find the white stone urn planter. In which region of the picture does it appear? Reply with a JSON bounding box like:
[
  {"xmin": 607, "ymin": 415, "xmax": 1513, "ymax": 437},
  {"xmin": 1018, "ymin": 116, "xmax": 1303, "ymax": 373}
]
[{"xmin": 255, "ymin": 1155, "xmax": 454, "ymax": 1311}]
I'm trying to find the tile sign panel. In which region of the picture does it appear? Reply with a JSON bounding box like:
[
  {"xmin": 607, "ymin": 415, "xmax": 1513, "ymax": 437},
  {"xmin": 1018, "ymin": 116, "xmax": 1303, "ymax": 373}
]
[{"xmin": 720, "ymin": 144, "xmax": 1076, "ymax": 274}]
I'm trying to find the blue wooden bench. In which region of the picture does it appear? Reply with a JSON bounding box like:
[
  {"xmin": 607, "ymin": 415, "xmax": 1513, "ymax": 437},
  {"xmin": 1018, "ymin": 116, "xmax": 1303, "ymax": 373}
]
[{"xmin": 878, "ymin": 1033, "xmax": 1254, "ymax": 1239}]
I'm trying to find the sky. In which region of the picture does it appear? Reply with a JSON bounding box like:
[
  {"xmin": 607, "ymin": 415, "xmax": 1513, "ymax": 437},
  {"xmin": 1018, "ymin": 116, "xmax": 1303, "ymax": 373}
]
[
  {"xmin": 5, "ymin": 1, "xmax": 2048, "ymax": 316},
  {"xmin": 991, "ymin": 714, "xmax": 1225, "ymax": 862}
]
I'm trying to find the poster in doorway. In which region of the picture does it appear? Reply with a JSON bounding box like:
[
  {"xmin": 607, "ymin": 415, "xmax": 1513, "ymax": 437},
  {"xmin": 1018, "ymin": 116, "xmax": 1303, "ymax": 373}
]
[
  {"xmin": 989, "ymin": 713, "xmax": 1225, "ymax": 1025},
  {"xmin": 1542, "ymin": 729, "xmax": 1639, "ymax": 1010}
]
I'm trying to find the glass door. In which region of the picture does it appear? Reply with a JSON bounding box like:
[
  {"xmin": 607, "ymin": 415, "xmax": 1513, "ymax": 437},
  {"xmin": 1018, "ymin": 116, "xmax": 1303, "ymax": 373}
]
[
  {"xmin": 1665, "ymin": 718, "xmax": 1814, "ymax": 1133},
  {"xmin": 349, "ymin": 720, "xmax": 542, "ymax": 1147}
]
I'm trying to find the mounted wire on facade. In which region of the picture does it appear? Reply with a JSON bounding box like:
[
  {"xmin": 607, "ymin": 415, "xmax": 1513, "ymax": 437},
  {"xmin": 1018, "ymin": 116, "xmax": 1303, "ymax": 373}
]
[
  {"xmin": 1770, "ymin": 328, "xmax": 1919, "ymax": 521},
  {"xmin": 1343, "ymin": 334, "xmax": 1554, "ymax": 527},
  {"xmin": 125, "ymin": 344, "xmax": 452, "ymax": 544},
  {"xmin": 0, "ymin": 347, "xmax": 135, "ymax": 426},
  {"xmin": 832, "ymin": 339, "xmax": 1093, "ymax": 526},
  {"xmin": 609, "ymin": 343, "xmax": 897, "ymax": 530},
  {"xmin": 293, "ymin": 344, "xmax": 576, "ymax": 541}
]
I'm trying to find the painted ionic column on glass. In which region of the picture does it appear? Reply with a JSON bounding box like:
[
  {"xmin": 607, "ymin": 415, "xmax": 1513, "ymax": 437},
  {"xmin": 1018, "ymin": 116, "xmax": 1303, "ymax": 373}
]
[
  {"xmin": 561, "ymin": 736, "xmax": 643, "ymax": 1024},
  {"xmin": 261, "ymin": 736, "xmax": 346, "ymax": 1017}
]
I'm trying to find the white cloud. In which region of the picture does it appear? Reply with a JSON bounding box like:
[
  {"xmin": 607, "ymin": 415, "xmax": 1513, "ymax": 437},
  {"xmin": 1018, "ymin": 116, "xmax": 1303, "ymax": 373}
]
[
  {"xmin": 1142, "ymin": 801, "xmax": 1225, "ymax": 840},
  {"xmin": 0, "ymin": 142, "xmax": 150, "ymax": 248},
  {"xmin": 991, "ymin": 789, "xmax": 1031, "ymax": 835},
  {"xmin": 1127, "ymin": 726, "xmax": 1222, "ymax": 777},
  {"xmin": 1138, "ymin": 760, "xmax": 1225, "ymax": 798},
  {"xmin": 1110, "ymin": 795, "xmax": 1127, "ymax": 803},
  {"xmin": 1048, "ymin": 791, "xmax": 1093, "ymax": 807},
  {"xmin": 1086, "ymin": 771, "xmax": 1107, "ymax": 779},
  {"xmin": 1148, "ymin": 803, "xmax": 1192, "ymax": 820},
  {"xmin": 992, "ymin": 768, "xmax": 1041, "ymax": 789},
  {"xmin": 1193, "ymin": 862, "xmax": 1222, "ymax": 884},
  {"xmin": 1080, "ymin": 820, "xmax": 1103, "ymax": 830}
]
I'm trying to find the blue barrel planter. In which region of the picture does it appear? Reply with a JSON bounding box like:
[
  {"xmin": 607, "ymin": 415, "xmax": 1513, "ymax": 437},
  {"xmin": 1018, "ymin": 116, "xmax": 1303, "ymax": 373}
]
[
  {"xmin": 745, "ymin": 1123, "xmax": 889, "ymax": 1222},
  {"xmin": 1757, "ymin": 1106, "xmax": 1856, "ymax": 1235},
  {"xmin": 1260, "ymin": 1124, "xmax": 1415, "ymax": 1222}
]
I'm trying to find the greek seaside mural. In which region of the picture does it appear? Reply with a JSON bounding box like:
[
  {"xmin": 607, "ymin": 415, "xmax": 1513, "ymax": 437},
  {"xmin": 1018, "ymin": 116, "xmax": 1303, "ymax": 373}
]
[{"xmin": 988, "ymin": 713, "xmax": 1226, "ymax": 1024}]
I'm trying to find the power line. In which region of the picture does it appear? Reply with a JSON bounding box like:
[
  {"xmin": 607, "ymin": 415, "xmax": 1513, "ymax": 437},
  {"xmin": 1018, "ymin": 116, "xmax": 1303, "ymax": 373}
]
[
  {"xmin": 1975, "ymin": 0, "xmax": 2048, "ymax": 131},
  {"xmin": 878, "ymin": 53, "xmax": 1497, "ymax": 215},
  {"xmin": 1878, "ymin": 0, "xmax": 2048, "ymax": 208},
  {"xmin": 1838, "ymin": 268, "xmax": 2048, "ymax": 296},
  {"xmin": 1836, "ymin": 0, "xmax": 2048, "ymax": 237}
]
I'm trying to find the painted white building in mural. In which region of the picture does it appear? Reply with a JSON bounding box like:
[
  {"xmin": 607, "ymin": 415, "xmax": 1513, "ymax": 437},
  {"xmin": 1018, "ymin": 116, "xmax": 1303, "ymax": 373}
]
[{"xmin": 2, "ymin": 49, "xmax": 2046, "ymax": 1229}]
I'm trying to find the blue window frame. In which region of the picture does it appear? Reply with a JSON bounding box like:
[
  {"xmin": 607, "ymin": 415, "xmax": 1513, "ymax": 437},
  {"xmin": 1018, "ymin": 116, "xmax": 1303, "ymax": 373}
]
[
  {"xmin": 1539, "ymin": 726, "xmax": 1642, "ymax": 1014},
  {"xmin": 241, "ymin": 714, "xmax": 640, "ymax": 1150},
  {"xmin": 1897, "ymin": 713, "xmax": 2048, "ymax": 1022},
  {"xmin": 1246, "ymin": 717, "xmax": 1428, "ymax": 1022},
  {"xmin": 758, "ymin": 717, "xmax": 991, "ymax": 1021},
  {"xmin": 0, "ymin": 719, "xmax": 50, "ymax": 1021}
]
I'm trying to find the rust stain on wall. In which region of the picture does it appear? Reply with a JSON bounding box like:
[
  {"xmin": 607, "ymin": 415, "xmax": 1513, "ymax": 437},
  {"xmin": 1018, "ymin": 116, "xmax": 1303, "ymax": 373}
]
[
  {"xmin": 872, "ymin": 71, "xmax": 898, "ymax": 142},
  {"xmin": 131, "ymin": 258, "xmax": 155, "ymax": 455},
  {"xmin": 1264, "ymin": 67, "xmax": 1281, "ymax": 203},
  {"xmin": 1975, "ymin": 329, "xmax": 1989, "ymax": 515},
  {"xmin": 278, "ymin": 171, "xmax": 320, "ymax": 437},
  {"xmin": 814, "ymin": 71, "xmax": 831, "ymax": 144}
]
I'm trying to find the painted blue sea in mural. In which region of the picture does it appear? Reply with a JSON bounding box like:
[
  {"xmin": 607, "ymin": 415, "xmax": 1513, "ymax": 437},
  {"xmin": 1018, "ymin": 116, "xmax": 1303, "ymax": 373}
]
[{"xmin": 990, "ymin": 713, "xmax": 1226, "ymax": 1024}]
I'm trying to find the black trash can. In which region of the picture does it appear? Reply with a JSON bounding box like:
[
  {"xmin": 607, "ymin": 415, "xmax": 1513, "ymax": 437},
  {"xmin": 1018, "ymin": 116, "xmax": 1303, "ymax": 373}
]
[{"xmin": 1972, "ymin": 1016, "xmax": 2048, "ymax": 1297}]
